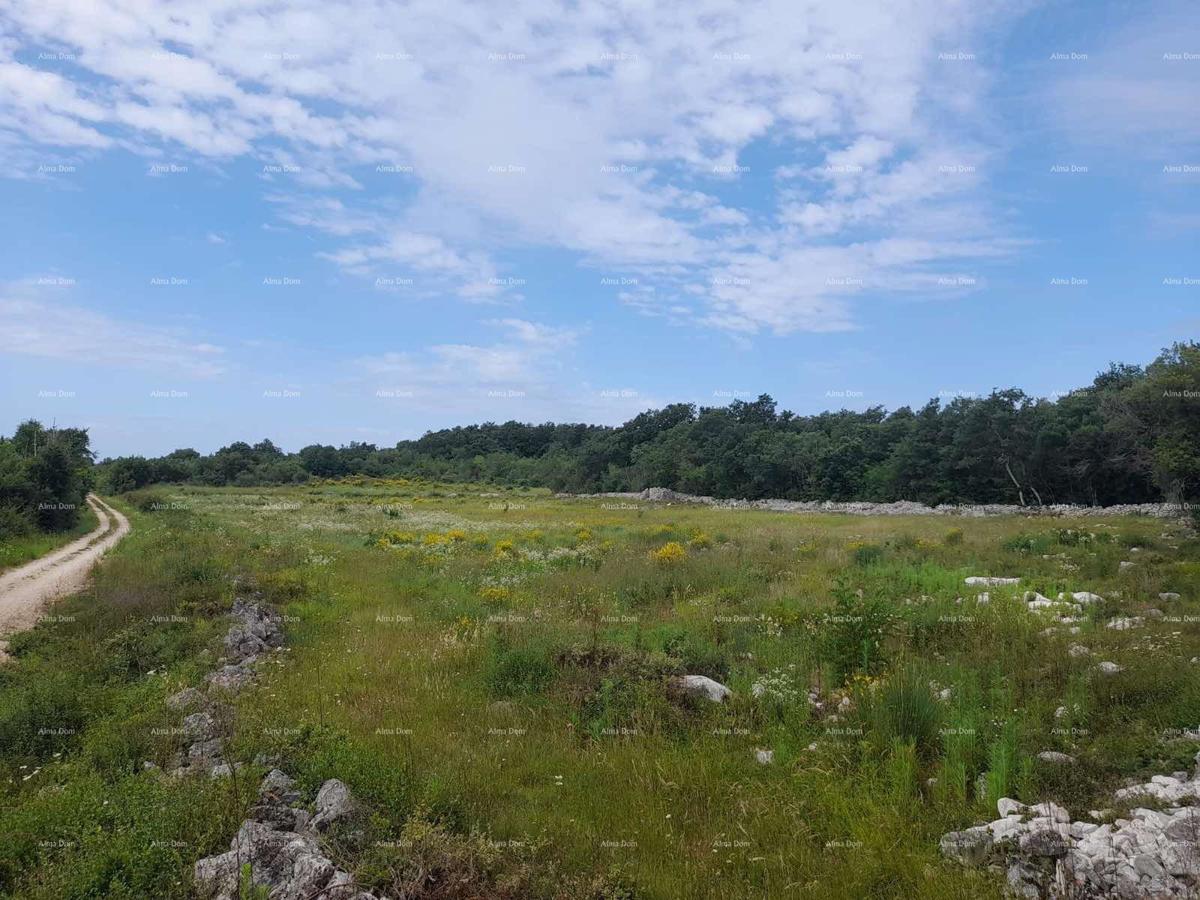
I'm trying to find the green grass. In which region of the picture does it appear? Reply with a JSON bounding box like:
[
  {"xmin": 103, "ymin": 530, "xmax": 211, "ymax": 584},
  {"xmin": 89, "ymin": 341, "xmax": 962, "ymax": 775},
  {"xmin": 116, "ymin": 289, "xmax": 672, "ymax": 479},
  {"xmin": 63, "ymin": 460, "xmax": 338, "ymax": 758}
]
[
  {"xmin": 2, "ymin": 480, "xmax": 1199, "ymax": 898},
  {"xmin": 0, "ymin": 503, "xmax": 99, "ymax": 572}
]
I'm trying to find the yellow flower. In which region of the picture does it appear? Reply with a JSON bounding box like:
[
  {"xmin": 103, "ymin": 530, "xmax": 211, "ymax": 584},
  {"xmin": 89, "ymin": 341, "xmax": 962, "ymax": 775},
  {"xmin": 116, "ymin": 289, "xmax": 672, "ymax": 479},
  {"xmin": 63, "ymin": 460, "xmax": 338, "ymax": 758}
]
[
  {"xmin": 650, "ymin": 542, "xmax": 687, "ymax": 564},
  {"xmin": 575, "ymin": 528, "xmax": 594, "ymax": 542},
  {"xmin": 446, "ymin": 529, "xmax": 468, "ymax": 543},
  {"xmin": 479, "ymin": 586, "xmax": 511, "ymax": 602}
]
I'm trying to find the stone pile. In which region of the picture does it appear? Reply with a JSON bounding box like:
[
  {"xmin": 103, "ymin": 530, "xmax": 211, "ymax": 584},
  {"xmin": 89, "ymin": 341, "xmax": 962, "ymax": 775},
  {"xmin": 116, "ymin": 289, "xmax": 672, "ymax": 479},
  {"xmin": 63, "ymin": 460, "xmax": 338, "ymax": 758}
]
[
  {"xmin": 163, "ymin": 596, "xmax": 283, "ymax": 778},
  {"xmin": 941, "ymin": 752, "xmax": 1200, "ymax": 898},
  {"xmin": 193, "ymin": 770, "xmax": 375, "ymax": 900},
  {"xmin": 561, "ymin": 488, "xmax": 1190, "ymax": 520}
]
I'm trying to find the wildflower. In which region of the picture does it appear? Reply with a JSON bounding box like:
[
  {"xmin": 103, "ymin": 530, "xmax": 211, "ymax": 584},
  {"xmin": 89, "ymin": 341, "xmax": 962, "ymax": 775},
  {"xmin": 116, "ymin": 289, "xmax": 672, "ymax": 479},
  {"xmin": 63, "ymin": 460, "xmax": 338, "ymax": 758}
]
[{"xmin": 650, "ymin": 542, "xmax": 687, "ymax": 564}]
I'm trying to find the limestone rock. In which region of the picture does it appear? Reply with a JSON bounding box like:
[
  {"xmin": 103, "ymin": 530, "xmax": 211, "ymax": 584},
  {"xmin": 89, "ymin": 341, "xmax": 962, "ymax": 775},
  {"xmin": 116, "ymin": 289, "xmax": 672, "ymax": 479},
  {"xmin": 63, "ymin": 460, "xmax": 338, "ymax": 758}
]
[{"xmin": 672, "ymin": 674, "xmax": 732, "ymax": 703}]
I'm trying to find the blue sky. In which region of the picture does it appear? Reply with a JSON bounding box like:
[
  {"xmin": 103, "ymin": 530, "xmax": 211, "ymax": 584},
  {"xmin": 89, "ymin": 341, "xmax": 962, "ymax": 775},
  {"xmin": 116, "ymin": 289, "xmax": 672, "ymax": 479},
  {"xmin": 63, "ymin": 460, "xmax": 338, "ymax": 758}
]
[{"xmin": 1, "ymin": 0, "xmax": 1197, "ymax": 458}]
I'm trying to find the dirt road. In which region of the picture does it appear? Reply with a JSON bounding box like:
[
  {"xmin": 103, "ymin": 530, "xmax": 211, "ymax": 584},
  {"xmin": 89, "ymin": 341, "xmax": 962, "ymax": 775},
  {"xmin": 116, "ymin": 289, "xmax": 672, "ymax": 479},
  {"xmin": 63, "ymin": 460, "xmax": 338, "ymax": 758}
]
[{"xmin": 0, "ymin": 494, "xmax": 130, "ymax": 660}]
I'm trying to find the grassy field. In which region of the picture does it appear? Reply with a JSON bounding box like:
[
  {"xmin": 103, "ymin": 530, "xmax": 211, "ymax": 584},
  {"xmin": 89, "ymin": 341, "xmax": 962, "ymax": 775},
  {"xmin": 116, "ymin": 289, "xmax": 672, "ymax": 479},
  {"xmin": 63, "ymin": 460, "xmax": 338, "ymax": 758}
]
[
  {"xmin": 1, "ymin": 481, "xmax": 1198, "ymax": 898},
  {"xmin": 0, "ymin": 502, "xmax": 99, "ymax": 573}
]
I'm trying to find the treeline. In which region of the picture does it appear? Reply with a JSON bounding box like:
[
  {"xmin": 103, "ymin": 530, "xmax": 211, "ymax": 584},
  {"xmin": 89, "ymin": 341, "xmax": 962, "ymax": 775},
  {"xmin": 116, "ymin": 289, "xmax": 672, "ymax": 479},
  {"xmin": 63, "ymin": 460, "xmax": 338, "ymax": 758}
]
[
  {"xmin": 0, "ymin": 421, "xmax": 94, "ymax": 538},
  {"xmin": 100, "ymin": 342, "xmax": 1200, "ymax": 507}
]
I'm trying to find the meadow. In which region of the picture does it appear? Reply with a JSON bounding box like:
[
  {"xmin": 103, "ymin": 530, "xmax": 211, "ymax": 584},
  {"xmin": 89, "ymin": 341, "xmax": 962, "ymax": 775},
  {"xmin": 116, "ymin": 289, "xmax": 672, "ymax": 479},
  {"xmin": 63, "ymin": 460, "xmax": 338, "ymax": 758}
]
[{"xmin": 1, "ymin": 480, "xmax": 1198, "ymax": 898}]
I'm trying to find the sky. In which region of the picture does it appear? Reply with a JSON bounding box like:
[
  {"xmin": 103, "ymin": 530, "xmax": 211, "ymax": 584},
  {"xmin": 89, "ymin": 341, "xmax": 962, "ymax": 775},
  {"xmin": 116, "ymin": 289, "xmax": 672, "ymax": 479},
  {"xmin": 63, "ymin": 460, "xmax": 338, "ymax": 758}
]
[{"xmin": 0, "ymin": 0, "xmax": 1197, "ymax": 459}]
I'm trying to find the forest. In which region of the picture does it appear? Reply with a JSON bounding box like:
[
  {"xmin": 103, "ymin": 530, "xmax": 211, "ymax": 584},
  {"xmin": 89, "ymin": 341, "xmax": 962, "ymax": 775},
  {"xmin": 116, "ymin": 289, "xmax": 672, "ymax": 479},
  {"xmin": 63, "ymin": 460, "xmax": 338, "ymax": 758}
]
[{"xmin": 99, "ymin": 342, "xmax": 1200, "ymax": 507}]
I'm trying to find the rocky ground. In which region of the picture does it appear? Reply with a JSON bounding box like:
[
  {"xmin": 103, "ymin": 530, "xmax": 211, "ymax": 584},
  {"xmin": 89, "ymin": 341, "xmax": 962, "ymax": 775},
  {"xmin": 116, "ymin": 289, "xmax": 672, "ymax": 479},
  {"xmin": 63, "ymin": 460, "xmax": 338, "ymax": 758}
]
[{"xmin": 941, "ymin": 759, "xmax": 1200, "ymax": 898}]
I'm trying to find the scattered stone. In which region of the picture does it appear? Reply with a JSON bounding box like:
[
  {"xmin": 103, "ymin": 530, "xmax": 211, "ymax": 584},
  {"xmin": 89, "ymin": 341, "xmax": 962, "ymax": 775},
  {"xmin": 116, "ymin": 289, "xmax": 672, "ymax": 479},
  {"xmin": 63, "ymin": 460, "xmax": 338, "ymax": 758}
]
[
  {"xmin": 1160, "ymin": 592, "xmax": 1181, "ymax": 602},
  {"xmin": 311, "ymin": 779, "xmax": 356, "ymax": 831},
  {"xmin": 1119, "ymin": 560, "xmax": 1135, "ymax": 571},
  {"xmin": 1098, "ymin": 661, "xmax": 1123, "ymax": 675},
  {"xmin": 206, "ymin": 664, "xmax": 255, "ymax": 694},
  {"xmin": 1067, "ymin": 643, "xmax": 1091, "ymax": 658},
  {"xmin": 939, "ymin": 827, "xmax": 992, "ymax": 866},
  {"xmin": 165, "ymin": 687, "xmax": 205, "ymax": 710},
  {"xmin": 1037, "ymin": 751, "xmax": 1076, "ymax": 765},
  {"xmin": 672, "ymin": 674, "xmax": 732, "ymax": 703},
  {"xmin": 1060, "ymin": 591, "xmax": 1103, "ymax": 605},
  {"xmin": 1107, "ymin": 616, "xmax": 1144, "ymax": 630},
  {"xmin": 754, "ymin": 748, "xmax": 774, "ymax": 765},
  {"xmin": 966, "ymin": 576, "xmax": 1020, "ymax": 586},
  {"xmin": 183, "ymin": 711, "xmax": 217, "ymax": 741}
]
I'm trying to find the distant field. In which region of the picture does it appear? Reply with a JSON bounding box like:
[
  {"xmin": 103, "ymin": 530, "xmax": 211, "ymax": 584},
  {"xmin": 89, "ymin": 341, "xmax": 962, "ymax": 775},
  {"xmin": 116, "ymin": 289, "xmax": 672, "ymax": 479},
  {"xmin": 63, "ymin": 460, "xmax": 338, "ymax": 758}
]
[
  {"xmin": 1, "ymin": 480, "xmax": 1197, "ymax": 899},
  {"xmin": 0, "ymin": 502, "xmax": 98, "ymax": 573}
]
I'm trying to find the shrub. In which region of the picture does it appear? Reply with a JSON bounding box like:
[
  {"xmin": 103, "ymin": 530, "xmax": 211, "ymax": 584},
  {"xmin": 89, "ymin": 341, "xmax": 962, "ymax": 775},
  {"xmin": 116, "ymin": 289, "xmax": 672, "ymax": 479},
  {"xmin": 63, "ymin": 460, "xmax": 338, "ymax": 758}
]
[
  {"xmin": 943, "ymin": 528, "xmax": 964, "ymax": 546},
  {"xmin": 649, "ymin": 542, "xmax": 687, "ymax": 565},
  {"xmin": 0, "ymin": 504, "xmax": 32, "ymax": 539},
  {"xmin": 851, "ymin": 542, "xmax": 885, "ymax": 566},
  {"xmin": 820, "ymin": 584, "xmax": 893, "ymax": 680}
]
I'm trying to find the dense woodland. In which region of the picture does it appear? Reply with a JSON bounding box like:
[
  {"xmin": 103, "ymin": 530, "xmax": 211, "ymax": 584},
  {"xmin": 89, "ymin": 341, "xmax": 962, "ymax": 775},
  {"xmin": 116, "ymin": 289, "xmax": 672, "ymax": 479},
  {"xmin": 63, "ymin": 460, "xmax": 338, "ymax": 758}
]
[
  {"xmin": 0, "ymin": 422, "xmax": 94, "ymax": 539},
  {"xmin": 98, "ymin": 342, "xmax": 1200, "ymax": 507}
]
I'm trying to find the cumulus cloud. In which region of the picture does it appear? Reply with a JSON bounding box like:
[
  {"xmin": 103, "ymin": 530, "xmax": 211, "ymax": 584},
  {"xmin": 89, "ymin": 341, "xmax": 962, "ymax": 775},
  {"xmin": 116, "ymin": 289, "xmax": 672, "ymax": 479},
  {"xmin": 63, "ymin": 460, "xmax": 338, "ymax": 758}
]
[{"xmin": 0, "ymin": 0, "xmax": 1029, "ymax": 332}]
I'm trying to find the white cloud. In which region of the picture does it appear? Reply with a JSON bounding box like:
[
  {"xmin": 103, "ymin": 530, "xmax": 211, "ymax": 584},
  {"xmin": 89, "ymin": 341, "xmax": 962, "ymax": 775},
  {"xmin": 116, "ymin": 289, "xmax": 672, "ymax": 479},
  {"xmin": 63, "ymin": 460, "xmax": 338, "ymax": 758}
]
[
  {"xmin": 0, "ymin": 279, "xmax": 227, "ymax": 377},
  {"xmin": 0, "ymin": 0, "xmax": 1029, "ymax": 332}
]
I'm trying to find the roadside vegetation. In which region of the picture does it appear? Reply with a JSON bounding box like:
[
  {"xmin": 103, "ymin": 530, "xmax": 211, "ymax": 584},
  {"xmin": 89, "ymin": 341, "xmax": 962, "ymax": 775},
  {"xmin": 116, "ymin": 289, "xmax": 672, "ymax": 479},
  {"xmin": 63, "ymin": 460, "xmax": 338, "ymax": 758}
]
[
  {"xmin": 0, "ymin": 420, "xmax": 95, "ymax": 560},
  {"xmin": 4, "ymin": 481, "xmax": 1196, "ymax": 898}
]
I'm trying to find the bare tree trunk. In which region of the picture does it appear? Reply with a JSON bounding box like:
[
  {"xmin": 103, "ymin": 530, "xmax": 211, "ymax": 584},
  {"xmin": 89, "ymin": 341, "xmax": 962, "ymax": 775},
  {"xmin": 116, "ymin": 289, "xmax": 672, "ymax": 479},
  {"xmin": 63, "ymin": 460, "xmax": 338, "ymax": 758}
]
[{"xmin": 1003, "ymin": 459, "xmax": 1026, "ymax": 506}]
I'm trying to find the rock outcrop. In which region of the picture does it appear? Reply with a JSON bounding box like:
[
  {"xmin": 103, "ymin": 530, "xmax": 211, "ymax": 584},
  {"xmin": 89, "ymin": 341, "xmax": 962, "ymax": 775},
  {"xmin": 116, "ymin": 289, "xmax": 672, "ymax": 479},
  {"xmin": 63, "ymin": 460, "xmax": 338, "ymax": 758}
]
[
  {"xmin": 193, "ymin": 771, "xmax": 375, "ymax": 900},
  {"xmin": 941, "ymin": 753, "xmax": 1200, "ymax": 897}
]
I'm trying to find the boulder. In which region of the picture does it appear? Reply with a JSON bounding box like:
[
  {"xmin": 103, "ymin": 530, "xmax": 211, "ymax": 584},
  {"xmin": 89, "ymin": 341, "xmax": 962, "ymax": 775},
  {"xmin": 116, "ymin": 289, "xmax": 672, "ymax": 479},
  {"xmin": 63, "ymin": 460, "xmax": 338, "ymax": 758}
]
[
  {"xmin": 672, "ymin": 674, "xmax": 732, "ymax": 703},
  {"xmin": 1097, "ymin": 661, "xmax": 1123, "ymax": 675},
  {"xmin": 165, "ymin": 687, "xmax": 204, "ymax": 710},
  {"xmin": 1037, "ymin": 751, "xmax": 1076, "ymax": 765},
  {"xmin": 997, "ymin": 797, "xmax": 1026, "ymax": 818},
  {"xmin": 965, "ymin": 576, "xmax": 1020, "ymax": 586},
  {"xmin": 312, "ymin": 779, "xmax": 356, "ymax": 831},
  {"xmin": 939, "ymin": 827, "xmax": 992, "ymax": 866},
  {"xmin": 1160, "ymin": 592, "xmax": 1181, "ymax": 602},
  {"xmin": 1020, "ymin": 828, "xmax": 1069, "ymax": 858}
]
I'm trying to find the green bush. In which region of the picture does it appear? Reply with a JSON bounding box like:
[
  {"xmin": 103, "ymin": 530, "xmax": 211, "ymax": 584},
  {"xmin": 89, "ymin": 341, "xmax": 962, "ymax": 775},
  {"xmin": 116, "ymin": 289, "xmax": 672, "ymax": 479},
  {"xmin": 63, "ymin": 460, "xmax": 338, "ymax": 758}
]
[
  {"xmin": 0, "ymin": 504, "xmax": 32, "ymax": 540},
  {"xmin": 820, "ymin": 584, "xmax": 893, "ymax": 680}
]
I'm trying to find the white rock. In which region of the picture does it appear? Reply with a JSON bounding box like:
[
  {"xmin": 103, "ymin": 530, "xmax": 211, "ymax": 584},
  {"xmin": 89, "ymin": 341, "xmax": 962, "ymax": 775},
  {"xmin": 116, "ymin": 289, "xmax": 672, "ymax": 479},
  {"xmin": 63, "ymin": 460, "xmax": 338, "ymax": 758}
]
[
  {"xmin": 1038, "ymin": 751, "xmax": 1076, "ymax": 764},
  {"xmin": 1098, "ymin": 661, "xmax": 1123, "ymax": 675},
  {"xmin": 1029, "ymin": 801, "xmax": 1070, "ymax": 823},
  {"xmin": 1160, "ymin": 592, "xmax": 1181, "ymax": 602},
  {"xmin": 754, "ymin": 748, "xmax": 774, "ymax": 765},
  {"xmin": 997, "ymin": 797, "xmax": 1026, "ymax": 817},
  {"xmin": 1106, "ymin": 616, "xmax": 1143, "ymax": 630},
  {"xmin": 1119, "ymin": 561, "xmax": 1134, "ymax": 571},
  {"xmin": 965, "ymin": 576, "xmax": 1020, "ymax": 586},
  {"xmin": 1067, "ymin": 643, "xmax": 1091, "ymax": 658},
  {"xmin": 673, "ymin": 674, "xmax": 732, "ymax": 703}
]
